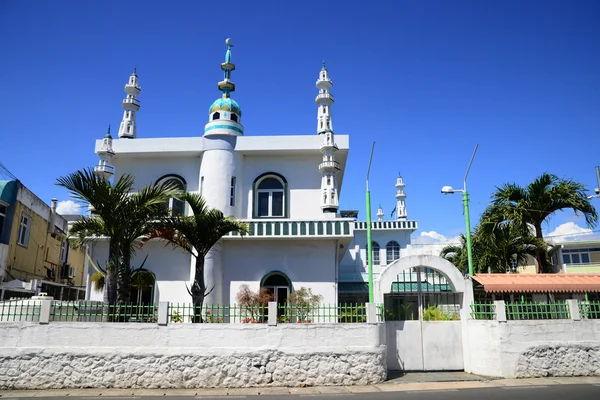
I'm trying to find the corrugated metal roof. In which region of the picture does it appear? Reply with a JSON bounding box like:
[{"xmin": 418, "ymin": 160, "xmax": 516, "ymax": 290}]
[
  {"xmin": 391, "ymin": 282, "xmax": 452, "ymax": 292},
  {"xmin": 473, "ymin": 273, "xmax": 600, "ymax": 293},
  {"xmin": 338, "ymin": 282, "xmax": 368, "ymax": 292}
]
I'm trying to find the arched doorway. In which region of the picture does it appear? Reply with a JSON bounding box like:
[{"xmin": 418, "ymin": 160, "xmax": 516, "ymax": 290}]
[
  {"xmin": 260, "ymin": 271, "xmax": 292, "ymax": 308},
  {"xmin": 376, "ymin": 255, "xmax": 469, "ymax": 372}
]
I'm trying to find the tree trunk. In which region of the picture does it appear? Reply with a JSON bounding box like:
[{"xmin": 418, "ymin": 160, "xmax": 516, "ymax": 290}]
[
  {"xmin": 117, "ymin": 246, "xmax": 132, "ymax": 305},
  {"xmin": 102, "ymin": 238, "xmax": 119, "ymax": 321},
  {"xmin": 533, "ymin": 222, "xmax": 549, "ymax": 273},
  {"xmin": 191, "ymin": 256, "xmax": 207, "ymax": 323}
]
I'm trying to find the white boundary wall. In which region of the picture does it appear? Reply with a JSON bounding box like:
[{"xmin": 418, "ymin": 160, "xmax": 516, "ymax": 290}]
[
  {"xmin": 465, "ymin": 319, "xmax": 600, "ymax": 378},
  {"xmin": 0, "ymin": 322, "xmax": 387, "ymax": 389}
]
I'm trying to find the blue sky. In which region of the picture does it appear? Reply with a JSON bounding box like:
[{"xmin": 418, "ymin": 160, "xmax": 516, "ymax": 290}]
[{"xmin": 1, "ymin": 0, "xmax": 599, "ymax": 244}]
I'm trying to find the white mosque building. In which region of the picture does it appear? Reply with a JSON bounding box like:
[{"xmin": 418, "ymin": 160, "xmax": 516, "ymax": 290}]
[{"xmin": 89, "ymin": 40, "xmax": 419, "ymax": 306}]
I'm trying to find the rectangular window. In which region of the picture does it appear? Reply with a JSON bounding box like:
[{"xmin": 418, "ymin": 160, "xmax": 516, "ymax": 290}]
[
  {"xmin": 272, "ymin": 191, "xmax": 284, "ymax": 216},
  {"xmin": 230, "ymin": 177, "xmax": 236, "ymax": 207},
  {"xmin": 563, "ymin": 252, "xmax": 592, "ymax": 265},
  {"xmin": 257, "ymin": 192, "xmax": 269, "ymax": 217},
  {"xmin": 0, "ymin": 203, "xmax": 6, "ymax": 237},
  {"xmin": 200, "ymin": 176, "xmax": 204, "ymax": 196},
  {"xmin": 18, "ymin": 213, "xmax": 30, "ymax": 247},
  {"xmin": 59, "ymin": 240, "xmax": 68, "ymax": 263}
]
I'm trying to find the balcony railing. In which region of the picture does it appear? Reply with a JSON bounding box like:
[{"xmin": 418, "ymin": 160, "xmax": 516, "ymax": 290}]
[
  {"xmin": 122, "ymin": 98, "xmax": 140, "ymax": 107},
  {"xmin": 224, "ymin": 220, "xmax": 353, "ymax": 238},
  {"xmin": 319, "ymin": 160, "xmax": 340, "ymax": 171},
  {"xmin": 94, "ymin": 164, "xmax": 115, "ymax": 175},
  {"xmin": 354, "ymin": 220, "xmax": 418, "ymax": 230},
  {"xmin": 315, "ymin": 93, "xmax": 334, "ymax": 102}
]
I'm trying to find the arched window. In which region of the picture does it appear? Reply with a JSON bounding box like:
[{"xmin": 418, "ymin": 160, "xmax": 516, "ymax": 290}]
[
  {"xmin": 386, "ymin": 241, "xmax": 400, "ymax": 264},
  {"xmin": 231, "ymin": 113, "xmax": 238, "ymax": 122},
  {"xmin": 367, "ymin": 242, "xmax": 380, "ymax": 265},
  {"xmin": 254, "ymin": 173, "xmax": 287, "ymax": 218},
  {"xmin": 155, "ymin": 175, "xmax": 186, "ymax": 216},
  {"xmin": 212, "ymin": 112, "xmax": 220, "ymax": 120}
]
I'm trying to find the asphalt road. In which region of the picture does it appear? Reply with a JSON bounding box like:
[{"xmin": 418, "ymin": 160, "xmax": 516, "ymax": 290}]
[{"xmin": 12, "ymin": 383, "xmax": 600, "ymax": 400}]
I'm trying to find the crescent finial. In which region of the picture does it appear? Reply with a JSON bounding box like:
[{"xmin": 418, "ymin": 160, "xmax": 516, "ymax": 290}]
[{"xmin": 226, "ymin": 38, "xmax": 232, "ymax": 46}]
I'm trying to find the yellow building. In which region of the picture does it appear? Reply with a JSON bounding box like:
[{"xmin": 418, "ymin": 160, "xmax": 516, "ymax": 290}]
[{"xmin": 0, "ymin": 180, "xmax": 85, "ymax": 300}]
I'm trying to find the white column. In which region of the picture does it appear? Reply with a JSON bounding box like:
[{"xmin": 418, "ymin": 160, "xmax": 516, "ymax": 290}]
[{"xmin": 203, "ymin": 241, "xmax": 223, "ymax": 305}]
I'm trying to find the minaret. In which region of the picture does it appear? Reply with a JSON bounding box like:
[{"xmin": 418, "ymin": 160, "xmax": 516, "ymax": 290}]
[
  {"xmin": 317, "ymin": 62, "xmax": 340, "ymax": 214},
  {"xmin": 118, "ymin": 69, "xmax": 141, "ymax": 139},
  {"xmin": 377, "ymin": 205, "xmax": 384, "ymax": 222},
  {"xmin": 200, "ymin": 39, "xmax": 244, "ymax": 308},
  {"xmin": 94, "ymin": 125, "xmax": 115, "ymax": 180},
  {"xmin": 204, "ymin": 38, "xmax": 244, "ymax": 136},
  {"xmin": 395, "ymin": 174, "xmax": 407, "ymax": 220}
]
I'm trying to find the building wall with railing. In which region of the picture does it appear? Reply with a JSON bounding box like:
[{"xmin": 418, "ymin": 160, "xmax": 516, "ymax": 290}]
[
  {"xmin": 339, "ymin": 227, "xmax": 415, "ymax": 281},
  {"xmin": 466, "ymin": 299, "xmax": 600, "ymax": 378},
  {"xmin": 87, "ymin": 240, "xmax": 191, "ymax": 304},
  {"xmin": 223, "ymin": 238, "xmax": 337, "ymax": 305},
  {"xmin": 111, "ymin": 153, "xmax": 336, "ymax": 221},
  {"xmin": 241, "ymin": 154, "xmax": 325, "ymax": 220}
]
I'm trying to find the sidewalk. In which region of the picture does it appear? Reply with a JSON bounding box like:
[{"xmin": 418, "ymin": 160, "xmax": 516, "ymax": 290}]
[{"xmin": 1, "ymin": 375, "xmax": 600, "ymax": 397}]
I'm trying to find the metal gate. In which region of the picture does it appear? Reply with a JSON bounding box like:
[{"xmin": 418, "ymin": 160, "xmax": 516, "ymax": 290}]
[{"xmin": 384, "ymin": 267, "xmax": 464, "ymax": 371}]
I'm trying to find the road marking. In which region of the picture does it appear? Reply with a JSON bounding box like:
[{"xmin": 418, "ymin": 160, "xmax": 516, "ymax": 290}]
[
  {"xmin": 405, "ymin": 389, "xmax": 459, "ymax": 394},
  {"xmin": 501, "ymin": 386, "xmax": 548, "ymax": 389}
]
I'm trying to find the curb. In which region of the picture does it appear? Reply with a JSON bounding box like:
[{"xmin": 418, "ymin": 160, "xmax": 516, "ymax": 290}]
[{"xmin": 1, "ymin": 377, "xmax": 600, "ymax": 397}]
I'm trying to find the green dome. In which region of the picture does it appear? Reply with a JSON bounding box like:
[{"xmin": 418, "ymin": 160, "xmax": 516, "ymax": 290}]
[{"xmin": 209, "ymin": 97, "xmax": 242, "ymax": 116}]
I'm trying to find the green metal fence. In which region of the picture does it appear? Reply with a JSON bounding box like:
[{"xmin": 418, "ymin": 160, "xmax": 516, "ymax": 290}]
[
  {"xmin": 505, "ymin": 301, "xmax": 570, "ymax": 320},
  {"xmin": 470, "ymin": 302, "xmax": 496, "ymax": 320},
  {"xmin": 579, "ymin": 301, "xmax": 600, "ymax": 319},
  {"xmin": 276, "ymin": 303, "xmax": 367, "ymax": 323},
  {"xmin": 168, "ymin": 303, "xmax": 269, "ymax": 323},
  {"xmin": 50, "ymin": 302, "xmax": 157, "ymax": 322},
  {"xmin": 0, "ymin": 300, "xmax": 42, "ymax": 321}
]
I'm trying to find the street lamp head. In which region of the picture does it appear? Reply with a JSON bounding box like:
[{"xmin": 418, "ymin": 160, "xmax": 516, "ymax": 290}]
[{"xmin": 441, "ymin": 185, "xmax": 455, "ymax": 194}]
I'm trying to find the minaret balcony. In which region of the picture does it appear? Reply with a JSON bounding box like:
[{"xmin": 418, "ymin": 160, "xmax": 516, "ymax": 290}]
[
  {"xmin": 315, "ymin": 93, "xmax": 334, "ymax": 104},
  {"xmin": 124, "ymin": 83, "xmax": 141, "ymax": 94},
  {"xmin": 122, "ymin": 98, "xmax": 140, "ymax": 110},
  {"xmin": 319, "ymin": 160, "xmax": 340, "ymax": 172},
  {"xmin": 316, "ymin": 79, "xmax": 332, "ymax": 89},
  {"xmin": 94, "ymin": 164, "xmax": 115, "ymax": 178},
  {"xmin": 320, "ymin": 142, "xmax": 338, "ymax": 151}
]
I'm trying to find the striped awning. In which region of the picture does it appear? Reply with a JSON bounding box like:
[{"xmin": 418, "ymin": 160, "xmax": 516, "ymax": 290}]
[{"xmin": 473, "ymin": 273, "xmax": 600, "ymax": 293}]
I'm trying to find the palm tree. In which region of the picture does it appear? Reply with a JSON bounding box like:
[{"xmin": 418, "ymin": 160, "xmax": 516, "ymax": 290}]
[
  {"xmin": 476, "ymin": 219, "xmax": 546, "ymax": 273},
  {"xmin": 145, "ymin": 193, "xmax": 248, "ymax": 322},
  {"xmin": 57, "ymin": 168, "xmax": 178, "ymax": 304},
  {"xmin": 486, "ymin": 173, "xmax": 598, "ymax": 273},
  {"xmin": 440, "ymin": 235, "xmax": 470, "ymax": 273}
]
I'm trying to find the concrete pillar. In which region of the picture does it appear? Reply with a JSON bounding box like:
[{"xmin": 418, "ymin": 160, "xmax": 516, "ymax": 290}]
[
  {"xmin": 39, "ymin": 300, "xmax": 52, "ymax": 324},
  {"xmin": 267, "ymin": 301, "xmax": 277, "ymax": 326},
  {"xmin": 566, "ymin": 299, "xmax": 580, "ymax": 321},
  {"xmin": 493, "ymin": 300, "xmax": 507, "ymax": 322},
  {"xmin": 366, "ymin": 303, "xmax": 377, "ymax": 323},
  {"xmin": 158, "ymin": 301, "xmax": 169, "ymax": 325}
]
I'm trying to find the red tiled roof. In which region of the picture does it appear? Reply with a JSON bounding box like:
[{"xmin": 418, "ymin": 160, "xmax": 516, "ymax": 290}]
[{"xmin": 472, "ymin": 273, "xmax": 600, "ymax": 293}]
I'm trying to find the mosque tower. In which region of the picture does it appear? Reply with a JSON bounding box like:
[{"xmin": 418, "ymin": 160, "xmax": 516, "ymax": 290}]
[
  {"xmin": 200, "ymin": 38, "xmax": 244, "ymax": 306},
  {"xmin": 316, "ymin": 62, "xmax": 340, "ymax": 214},
  {"xmin": 395, "ymin": 174, "xmax": 407, "ymax": 220},
  {"xmin": 94, "ymin": 125, "xmax": 115, "ymax": 180},
  {"xmin": 118, "ymin": 69, "xmax": 141, "ymax": 139}
]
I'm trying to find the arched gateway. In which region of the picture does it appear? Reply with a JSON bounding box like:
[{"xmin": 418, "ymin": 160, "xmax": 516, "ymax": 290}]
[{"xmin": 375, "ymin": 255, "xmax": 473, "ymax": 372}]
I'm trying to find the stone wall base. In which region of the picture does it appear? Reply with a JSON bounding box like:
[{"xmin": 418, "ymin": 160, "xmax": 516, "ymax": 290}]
[{"xmin": 0, "ymin": 349, "xmax": 387, "ymax": 389}]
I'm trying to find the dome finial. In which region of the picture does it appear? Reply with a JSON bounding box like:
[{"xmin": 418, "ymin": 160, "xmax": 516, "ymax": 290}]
[
  {"xmin": 322, "ymin": 60, "xmax": 326, "ymax": 70},
  {"xmin": 219, "ymin": 38, "xmax": 236, "ymax": 97},
  {"xmin": 105, "ymin": 124, "xmax": 112, "ymax": 138}
]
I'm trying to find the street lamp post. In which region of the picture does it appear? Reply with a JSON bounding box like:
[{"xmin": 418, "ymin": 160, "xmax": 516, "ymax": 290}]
[
  {"xmin": 587, "ymin": 166, "xmax": 600, "ymax": 200},
  {"xmin": 366, "ymin": 142, "xmax": 376, "ymax": 302},
  {"xmin": 441, "ymin": 144, "xmax": 479, "ymax": 277}
]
